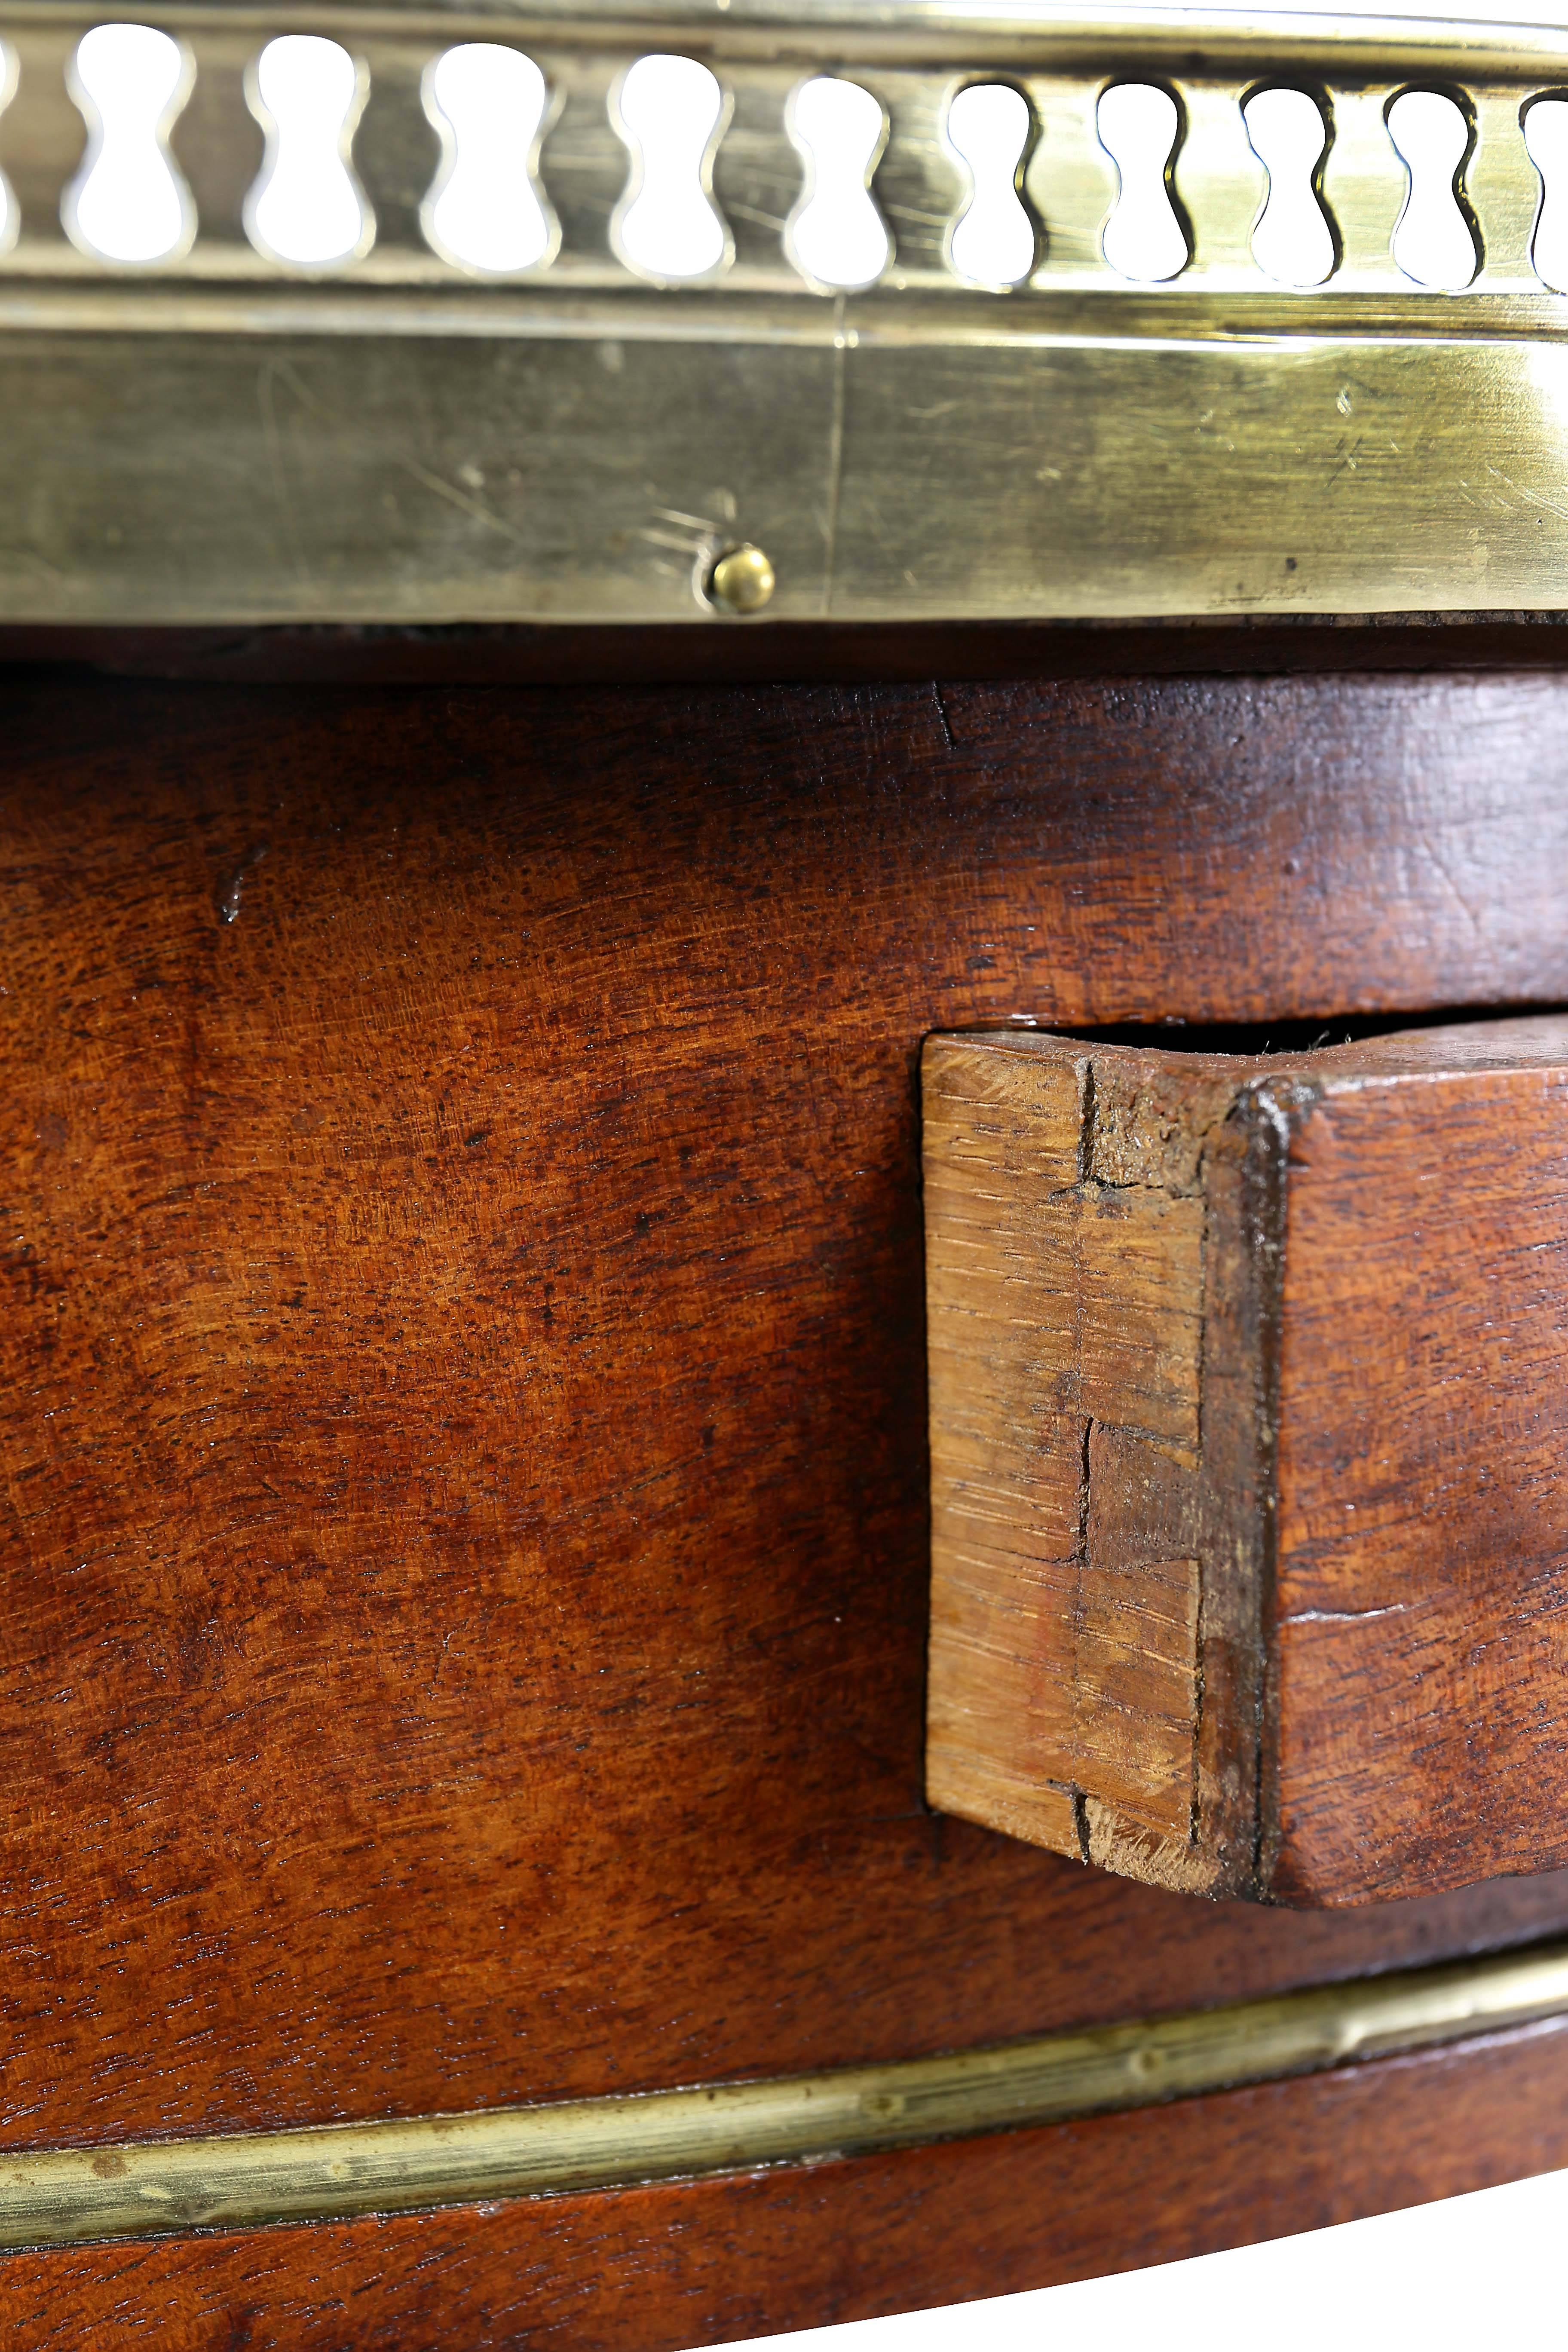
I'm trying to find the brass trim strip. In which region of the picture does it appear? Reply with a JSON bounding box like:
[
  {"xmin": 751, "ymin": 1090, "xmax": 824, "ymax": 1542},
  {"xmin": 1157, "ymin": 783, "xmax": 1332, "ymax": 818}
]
[
  {"xmin": 6, "ymin": 0, "xmax": 1568, "ymax": 624},
  {"xmin": 40, "ymin": 3, "xmax": 1568, "ymax": 80},
  {"xmin": 15, "ymin": 285, "xmax": 1568, "ymax": 343},
  {"xmin": 4, "ymin": 1941, "xmax": 1568, "ymax": 2253}
]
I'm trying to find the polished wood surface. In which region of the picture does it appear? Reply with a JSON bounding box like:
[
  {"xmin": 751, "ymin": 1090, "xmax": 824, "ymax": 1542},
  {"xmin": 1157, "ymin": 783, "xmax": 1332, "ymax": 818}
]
[
  {"xmin": 1273, "ymin": 1020, "xmax": 1568, "ymax": 1901},
  {"xmin": 6, "ymin": 2020, "xmax": 1568, "ymax": 2348},
  {"xmin": 6, "ymin": 667, "xmax": 1568, "ymax": 2332},
  {"xmin": 925, "ymin": 1017, "xmax": 1568, "ymax": 1906}
]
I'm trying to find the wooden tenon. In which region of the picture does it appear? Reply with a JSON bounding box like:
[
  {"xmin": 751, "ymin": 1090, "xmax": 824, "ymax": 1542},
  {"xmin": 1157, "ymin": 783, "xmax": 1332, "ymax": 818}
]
[{"xmin": 924, "ymin": 1016, "xmax": 1568, "ymax": 1907}]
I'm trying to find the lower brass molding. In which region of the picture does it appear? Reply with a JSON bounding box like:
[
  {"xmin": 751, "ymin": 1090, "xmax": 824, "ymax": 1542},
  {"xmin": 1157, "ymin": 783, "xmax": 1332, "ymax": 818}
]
[{"xmin": 3, "ymin": 1942, "xmax": 1567, "ymax": 2253}]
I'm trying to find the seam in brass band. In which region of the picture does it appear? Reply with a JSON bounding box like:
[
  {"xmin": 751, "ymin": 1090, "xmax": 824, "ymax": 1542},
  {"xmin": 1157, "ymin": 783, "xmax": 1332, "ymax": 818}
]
[{"xmin": 3, "ymin": 1940, "xmax": 1567, "ymax": 2253}]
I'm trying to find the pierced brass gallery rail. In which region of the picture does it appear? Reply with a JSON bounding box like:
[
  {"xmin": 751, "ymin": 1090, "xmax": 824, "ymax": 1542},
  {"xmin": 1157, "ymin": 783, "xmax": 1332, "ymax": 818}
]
[
  {"xmin": 12, "ymin": 3, "xmax": 1568, "ymax": 302},
  {"xmin": 2, "ymin": 1941, "xmax": 1566, "ymax": 2251},
  {"xmin": 6, "ymin": 4, "xmax": 1568, "ymax": 622}
]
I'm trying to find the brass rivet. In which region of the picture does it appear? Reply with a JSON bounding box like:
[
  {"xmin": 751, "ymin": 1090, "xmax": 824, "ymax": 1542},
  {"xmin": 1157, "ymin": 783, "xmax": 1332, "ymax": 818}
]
[{"xmin": 708, "ymin": 543, "xmax": 776, "ymax": 615}]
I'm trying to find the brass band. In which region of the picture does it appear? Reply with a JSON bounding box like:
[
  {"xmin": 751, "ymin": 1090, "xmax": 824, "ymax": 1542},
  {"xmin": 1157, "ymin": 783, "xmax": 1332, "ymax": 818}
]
[
  {"xmin": 4, "ymin": 1940, "xmax": 1567, "ymax": 2252},
  {"xmin": 1, "ymin": 6, "xmax": 1568, "ymax": 622}
]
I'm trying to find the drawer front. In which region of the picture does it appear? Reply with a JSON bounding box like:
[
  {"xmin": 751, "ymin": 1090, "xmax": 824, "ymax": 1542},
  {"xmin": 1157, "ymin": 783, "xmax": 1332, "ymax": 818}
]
[{"xmin": 924, "ymin": 1018, "xmax": 1568, "ymax": 1906}]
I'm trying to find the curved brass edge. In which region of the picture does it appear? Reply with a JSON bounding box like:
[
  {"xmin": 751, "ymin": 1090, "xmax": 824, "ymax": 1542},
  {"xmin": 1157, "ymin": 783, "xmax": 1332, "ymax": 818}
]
[
  {"xmin": 4, "ymin": 285, "xmax": 1568, "ymax": 346},
  {"xmin": 3, "ymin": 1940, "xmax": 1567, "ymax": 2254},
  {"xmin": 29, "ymin": 1, "xmax": 1568, "ymax": 84}
]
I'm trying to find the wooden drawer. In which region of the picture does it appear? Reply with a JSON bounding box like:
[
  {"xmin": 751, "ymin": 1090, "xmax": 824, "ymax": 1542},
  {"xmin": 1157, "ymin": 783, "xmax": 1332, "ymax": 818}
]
[
  {"xmin": 7, "ymin": 667, "xmax": 1568, "ymax": 2342},
  {"xmin": 924, "ymin": 1018, "xmax": 1568, "ymax": 1906}
]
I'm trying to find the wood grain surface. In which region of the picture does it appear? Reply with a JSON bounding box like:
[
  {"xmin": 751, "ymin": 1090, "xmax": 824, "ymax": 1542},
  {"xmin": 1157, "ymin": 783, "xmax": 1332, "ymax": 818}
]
[
  {"xmin": 1273, "ymin": 1028, "xmax": 1568, "ymax": 1901},
  {"xmin": 7, "ymin": 669, "xmax": 1568, "ymax": 2327},
  {"xmin": 925, "ymin": 1017, "xmax": 1568, "ymax": 1906},
  {"xmin": 924, "ymin": 1031, "xmax": 1258, "ymax": 1895},
  {"xmin": 5, "ymin": 2019, "xmax": 1568, "ymax": 2348}
]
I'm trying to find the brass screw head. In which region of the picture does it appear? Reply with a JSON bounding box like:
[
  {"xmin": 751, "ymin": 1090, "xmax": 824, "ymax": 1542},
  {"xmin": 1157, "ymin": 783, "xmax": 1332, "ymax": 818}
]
[{"xmin": 708, "ymin": 543, "xmax": 776, "ymax": 615}]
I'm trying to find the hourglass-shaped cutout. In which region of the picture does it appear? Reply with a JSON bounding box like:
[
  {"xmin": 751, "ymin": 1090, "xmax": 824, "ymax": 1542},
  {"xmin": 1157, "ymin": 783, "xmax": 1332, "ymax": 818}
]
[
  {"xmin": 1243, "ymin": 86, "xmax": 1335, "ymax": 286},
  {"xmin": 1387, "ymin": 87, "xmax": 1478, "ymax": 291},
  {"xmin": 0, "ymin": 49, "xmax": 16, "ymax": 260},
  {"xmin": 65, "ymin": 23, "xmax": 193, "ymax": 266},
  {"xmin": 787, "ymin": 77, "xmax": 891, "ymax": 290},
  {"xmin": 947, "ymin": 82, "xmax": 1035, "ymax": 286},
  {"xmin": 423, "ymin": 45, "xmax": 554, "ymax": 275},
  {"xmin": 245, "ymin": 35, "xmax": 371, "ymax": 270},
  {"xmin": 1097, "ymin": 82, "xmax": 1188, "ymax": 282},
  {"xmin": 1524, "ymin": 97, "xmax": 1568, "ymax": 293},
  {"xmin": 614, "ymin": 53, "xmax": 729, "ymax": 282}
]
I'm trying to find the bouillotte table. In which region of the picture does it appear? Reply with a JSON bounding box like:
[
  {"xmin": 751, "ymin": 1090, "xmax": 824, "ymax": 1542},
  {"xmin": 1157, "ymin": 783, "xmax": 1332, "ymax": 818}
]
[{"xmin": 9, "ymin": 4, "xmax": 1568, "ymax": 2342}]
